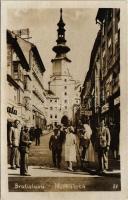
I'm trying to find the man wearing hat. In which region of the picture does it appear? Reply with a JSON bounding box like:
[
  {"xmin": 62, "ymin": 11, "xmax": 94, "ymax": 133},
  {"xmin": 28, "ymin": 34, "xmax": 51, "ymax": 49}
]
[
  {"xmin": 49, "ymin": 126, "xmax": 63, "ymax": 168},
  {"xmin": 97, "ymin": 120, "xmax": 111, "ymax": 173}
]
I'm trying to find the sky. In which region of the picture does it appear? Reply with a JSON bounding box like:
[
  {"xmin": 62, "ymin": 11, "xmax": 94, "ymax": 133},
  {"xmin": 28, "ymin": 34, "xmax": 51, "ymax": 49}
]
[{"xmin": 7, "ymin": 8, "xmax": 99, "ymax": 89}]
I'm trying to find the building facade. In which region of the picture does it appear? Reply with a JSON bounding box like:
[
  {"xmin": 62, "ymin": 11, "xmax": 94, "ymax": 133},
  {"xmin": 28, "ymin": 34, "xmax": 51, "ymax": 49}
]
[
  {"xmin": 44, "ymin": 90, "xmax": 61, "ymax": 126},
  {"xmin": 80, "ymin": 8, "xmax": 120, "ymax": 157},
  {"xmin": 7, "ymin": 30, "xmax": 31, "ymax": 129},
  {"xmin": 7, "ymin": 30, "xmax": 46, "ymax": 130},
  {"xmin": 96, "ymin": 8, "xmax": 120, "ymax": 128},
  {"xmin": 31, "ymin": 46, "xmax": 46, "ymax": 129}
]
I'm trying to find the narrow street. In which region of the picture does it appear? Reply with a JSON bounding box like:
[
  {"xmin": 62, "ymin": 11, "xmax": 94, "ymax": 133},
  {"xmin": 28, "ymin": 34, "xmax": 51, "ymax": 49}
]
[
  {"xmin": 4, "ymin": 6, "xmax": 122, "ymax": 197},
  {"xmin": 29, "ymin": 131, "xmax": 53, "ymax": 167},
  {"xmin": 8, "ymin": 131, "xmax": 121, "ymax": 192}
]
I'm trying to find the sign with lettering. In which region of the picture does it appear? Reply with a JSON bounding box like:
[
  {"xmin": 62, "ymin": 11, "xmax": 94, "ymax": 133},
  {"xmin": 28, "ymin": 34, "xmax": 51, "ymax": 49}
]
[
  {"xmin": 7, "ymin": 106, "xmax": 17, "ymax": 115},
  {"xmin": 80, "ymin": 107, "xmax": 92, "ymax": 116}
]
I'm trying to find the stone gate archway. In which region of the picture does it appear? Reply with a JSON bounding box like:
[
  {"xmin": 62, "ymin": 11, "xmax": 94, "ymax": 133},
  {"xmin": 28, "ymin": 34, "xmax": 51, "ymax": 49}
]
[{"xmin": 61, "ymin": 115, "xmax": 69, "ymax": 127}]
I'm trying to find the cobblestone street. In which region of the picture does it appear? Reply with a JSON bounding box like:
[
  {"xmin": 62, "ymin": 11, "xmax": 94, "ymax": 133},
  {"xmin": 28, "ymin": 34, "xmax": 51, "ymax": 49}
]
[{"xmin": 8, "ymin": 131, "xmax": 121, "ymax": 192}]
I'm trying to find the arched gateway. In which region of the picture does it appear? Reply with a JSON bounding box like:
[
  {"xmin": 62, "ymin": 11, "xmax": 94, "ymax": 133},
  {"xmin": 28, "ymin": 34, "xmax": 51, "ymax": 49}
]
[{"xmin": 61, "ymin": 115, "xmax": 69, "ymax": 127}]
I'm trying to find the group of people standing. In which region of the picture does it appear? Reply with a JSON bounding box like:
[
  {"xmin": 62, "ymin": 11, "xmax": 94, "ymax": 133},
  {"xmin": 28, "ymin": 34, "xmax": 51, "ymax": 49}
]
[
  {"xmin": 8, "ymin": 118, "xmax": 113, "ymax": 175},
  {"xmin": 49, "ymin": 119, "xmax": 111, "ymax": 173},
  {"xmin": 8, "ymin": 120, "xmax": 42, "ymax": 176},
  {"xmin": 49, "ymin": 124, "xmax": 77, "ymax": 171}
]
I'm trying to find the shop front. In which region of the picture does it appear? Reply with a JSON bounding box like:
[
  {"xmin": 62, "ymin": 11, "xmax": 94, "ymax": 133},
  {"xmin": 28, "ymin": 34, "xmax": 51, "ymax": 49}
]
[
  {"xmin": 113, "ymin": 95, "xmax": 120, "ymax": 158},
  {"xmin": 32, "ymin": 106, "xmax": 46, "ymax": 130}
]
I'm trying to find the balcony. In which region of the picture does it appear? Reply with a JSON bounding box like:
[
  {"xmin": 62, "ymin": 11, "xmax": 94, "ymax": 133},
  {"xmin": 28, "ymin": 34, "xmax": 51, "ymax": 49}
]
[{"xmin": 33, "ymin": 89, "xmax": 44, "ymax": 103}]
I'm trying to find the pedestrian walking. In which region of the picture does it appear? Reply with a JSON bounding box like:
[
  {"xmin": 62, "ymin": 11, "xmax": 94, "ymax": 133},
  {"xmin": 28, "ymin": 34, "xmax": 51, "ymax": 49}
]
[
  {"xmin": 9, "ymin": 120, "xmax": 21, "ymax": 169},
  {"xmin": 29, "ymin": 126, "xmax": 35, "ymax": 141},
  {"xmin": 96, "ymin": 120, "xmax": 111, "ymax": 173},
  {"xmin": 64, "ymin": 126, "xmax": 77, "ymax": 171},
  {"xmin": 49, "ymin": 127, "xmax": 63, "ymax": 168},
  {"xmin": 58, "ymin": 124, "xmax": 66, "ymax": 145},
  {"xmin": 79, "ymin": 120, "xmax": 92, "ymax": 168},
  {"xmin": 19, "ymin": 125, "xmax": 32, "ymax": 176},
  {"xmin": 35, "ymin": 125, "xmax": 42, "ymax": 146},
  {"xmin": 109, "ymin": 121, "xmax": 120, "ymax": 160}
]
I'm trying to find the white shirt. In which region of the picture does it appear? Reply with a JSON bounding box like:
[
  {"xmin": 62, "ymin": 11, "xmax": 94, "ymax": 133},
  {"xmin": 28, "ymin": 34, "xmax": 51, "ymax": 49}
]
[{"xmin": 9, "ymin": 127, "xmax": 20, "ymax": 146}]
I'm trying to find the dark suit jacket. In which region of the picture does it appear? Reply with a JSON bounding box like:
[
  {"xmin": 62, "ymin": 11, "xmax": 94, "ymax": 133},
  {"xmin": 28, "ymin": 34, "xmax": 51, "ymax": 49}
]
[
  {"xmin": 49, "ymin": 134, "xmax": 62, "ymax": 151},
  {"xmin": 19, "ymin": 130, "xmax": 31, "ymax": 153}
]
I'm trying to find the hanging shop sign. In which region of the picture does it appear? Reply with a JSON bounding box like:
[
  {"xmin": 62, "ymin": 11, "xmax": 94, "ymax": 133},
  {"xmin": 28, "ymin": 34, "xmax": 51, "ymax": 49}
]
[
  {"xmin": 7, "ymin": 106, "xmax": 17, "ymax": 115},
  {"xmin": 80, "ymin": 107, "xmax": 92, "ymax": 116},
  {"xmin": 84, "ymin": 111, "xmax": 92, "ymax": 116},
  {"xmin": 101, "ymin": 103, "xmax": 109, "ymax": 113},
  {"xmin": 114, "ymin": 96, "xmax": 120, "ymax": 105}
]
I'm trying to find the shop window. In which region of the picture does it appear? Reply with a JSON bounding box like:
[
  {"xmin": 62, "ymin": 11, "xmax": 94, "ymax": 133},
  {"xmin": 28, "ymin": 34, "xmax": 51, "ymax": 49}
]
[{"xmin": 13, "ymin": 63, "xmax": 18, "ymax": 73}]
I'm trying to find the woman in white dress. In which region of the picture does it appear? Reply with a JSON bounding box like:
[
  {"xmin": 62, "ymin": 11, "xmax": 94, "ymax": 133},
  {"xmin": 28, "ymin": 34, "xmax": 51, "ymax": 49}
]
[
  {"xmin": 83, "ymin": 123, "xmax": 95, "ymax": 163},
  {"xmin": 64, "ymin": 126, "xmax": 77, "ymax": 171}
]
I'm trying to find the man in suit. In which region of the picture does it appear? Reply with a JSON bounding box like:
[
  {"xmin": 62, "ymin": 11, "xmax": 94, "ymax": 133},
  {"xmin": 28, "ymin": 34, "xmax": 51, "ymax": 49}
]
[
  {"xmin": 49, "ymin": 127, "xmax": 63, "ymax": 168},
  {"xmin": 35, "ymin": 125, "xmax": 42, "ymax": 146},
  {"xmin": 9, "ymin": 120, "xmax": 20, "ymax": 169},
  {"xmin": 97, "ymin": 120, "xmax": 111, "ymax": 173},
  {"xmin": 19, "ymin": 126, "xmax": 32, "ymax": 176}
]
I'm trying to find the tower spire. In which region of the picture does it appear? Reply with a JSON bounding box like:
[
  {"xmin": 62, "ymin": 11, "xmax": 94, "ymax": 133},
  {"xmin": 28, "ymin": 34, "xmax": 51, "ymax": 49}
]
[
  {"xmin": 60, "ymin": 8, "xmax": 62, "ymax": 19},
  {"xmin": 52, "ymin": 8, "xmax": 70, "ymax": 56}
]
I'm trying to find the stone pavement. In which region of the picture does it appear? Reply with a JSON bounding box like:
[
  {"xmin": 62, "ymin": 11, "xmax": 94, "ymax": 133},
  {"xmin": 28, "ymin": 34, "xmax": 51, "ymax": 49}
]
[
  {"xmin": 8, "ymin": 131, "xmax": 121, "ymax": 192},
  {"xmin": 8, "ymin": 165, "xmax": 99, "ymax": 177},
  {"xmin": 8, "ymin": 130, "xmax": 121, "ymax": 177},
  {"xmin": 8, "ymin": 165, "xmax": 120, "ymax": 178},
  {"xmin": 8, "ymin": 166, "xmax": 121, "ymax": 192}
]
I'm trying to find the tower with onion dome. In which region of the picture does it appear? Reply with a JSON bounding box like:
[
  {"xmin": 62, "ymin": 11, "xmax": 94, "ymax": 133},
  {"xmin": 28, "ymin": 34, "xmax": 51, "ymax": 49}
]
[{"xmin": 49, "ymin": 9, "xmax": 80, "ymax": 124}]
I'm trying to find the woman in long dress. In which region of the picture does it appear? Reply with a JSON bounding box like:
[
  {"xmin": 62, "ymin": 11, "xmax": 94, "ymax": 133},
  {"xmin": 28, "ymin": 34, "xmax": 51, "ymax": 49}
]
[
  {"xmin": 83, "ymin": 123, "xmax": 95, "ymax": 163},
  {"xmin": 64, "ymin": 126, "xmax": 77, "ymax": 171}
]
